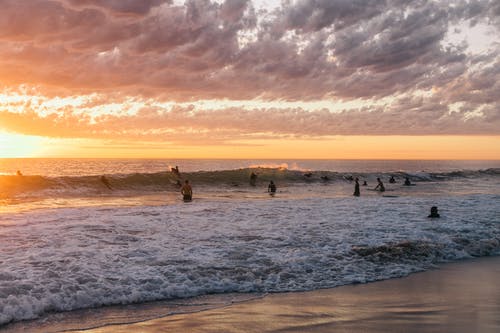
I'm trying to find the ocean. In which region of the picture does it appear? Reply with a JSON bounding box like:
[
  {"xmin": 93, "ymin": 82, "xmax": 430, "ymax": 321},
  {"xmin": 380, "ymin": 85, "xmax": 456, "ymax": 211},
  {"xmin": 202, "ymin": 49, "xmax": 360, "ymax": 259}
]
[{"xmin": 0, "ymin": 159, "xmax": 499, "ymax": 329}]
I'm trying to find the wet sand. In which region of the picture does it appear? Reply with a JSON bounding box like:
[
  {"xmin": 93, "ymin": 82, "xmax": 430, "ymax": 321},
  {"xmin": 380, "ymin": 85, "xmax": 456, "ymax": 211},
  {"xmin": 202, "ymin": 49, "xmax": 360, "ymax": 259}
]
[{"xmin": 4, "ymin": 256, "xmax": 500, "ymax": 333}]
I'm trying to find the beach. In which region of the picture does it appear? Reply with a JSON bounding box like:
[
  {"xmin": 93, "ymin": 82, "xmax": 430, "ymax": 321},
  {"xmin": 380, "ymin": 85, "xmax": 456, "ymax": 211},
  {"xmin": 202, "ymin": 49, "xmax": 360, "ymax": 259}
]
[
  {"xmin": 78, "ymin": 256, "xmax": 500, "ymax": 333},
  {"xmin": 4, "ymin": 256, "xmax": 498, "ymax": 333}
]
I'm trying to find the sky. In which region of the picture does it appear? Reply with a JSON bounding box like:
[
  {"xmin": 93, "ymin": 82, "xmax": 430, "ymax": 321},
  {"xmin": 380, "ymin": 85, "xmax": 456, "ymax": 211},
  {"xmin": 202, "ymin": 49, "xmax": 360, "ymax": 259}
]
[{"xmin": 0, "ymin": 0, "xmax": 499, "ymax": 159}]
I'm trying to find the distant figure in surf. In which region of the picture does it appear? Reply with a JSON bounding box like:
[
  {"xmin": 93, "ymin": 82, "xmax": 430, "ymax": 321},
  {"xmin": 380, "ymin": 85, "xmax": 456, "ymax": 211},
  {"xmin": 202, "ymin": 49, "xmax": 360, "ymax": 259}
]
[
  {"xmin": 100, "ymin": 175, "xmax": 112, "ymax": 190},
  {"xmin": 404, "ymin": 177, "xmax": 412, "ymax": 186},
  {"xmin": 362, "ymin": 180, "xmax": 368, "ymax": 186},
  {"xmin": 171, "ymin": 166, "xmax": 180, "ymax": 176},
  {"xmin": 320, "ymin": 176, "xmax": 330, "ymax": 181},
  {"xmin": 16, "ymin": 170, "xmax": 23, "ymax": 176},
  {"xmin": 250, "ymin": 172, "xmax": 257, "ymax": 186},
  {"xmin": 428, "ymin": 206, "xmax": 440, "ymax": 218},
  {"xmin": 181, "ymin": 180, "xmax": 193, "ymax": 201},
  {"xmin": 345, "ymin": 175, "xmax": 354, "ymax": 181},
  {"xmin": 303, "ymin": 172, "xmax": 313, "ymax": 178},
  {"xmin": 389, "ymin": 175, "xmax": 396, "ymax": 183},
  {"xmin": 374, "ymin": 178, "xmax": 385, "ymax": 192},
  {"xmin": 268, "ymin": 180, "xmax": 277, "ymax": 195},
  {"xmin": 353, "ymin": 177, "xmax": 360, "ymax": 197}
]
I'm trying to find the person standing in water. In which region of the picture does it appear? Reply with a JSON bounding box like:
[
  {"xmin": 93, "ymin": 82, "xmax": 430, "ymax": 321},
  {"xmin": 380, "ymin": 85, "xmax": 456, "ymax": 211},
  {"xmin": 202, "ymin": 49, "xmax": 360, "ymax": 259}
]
[
  {"xmin": 353, "ymin": 177, "xmax": 360, "ymax": 197},
  {"xmin": 374, "ymin": 178, "xmax": 385, "ymax": 192},
  {"xmin": 404, "ymin": 177, "xmax": 412, "ymax": 186},
  {"xmin": 181, "ymin": 180, "xmax": 193, "ymax": 201},
  {"xmin": 268, "ymin": 180, "xmax": 277, "ymax": 195}
]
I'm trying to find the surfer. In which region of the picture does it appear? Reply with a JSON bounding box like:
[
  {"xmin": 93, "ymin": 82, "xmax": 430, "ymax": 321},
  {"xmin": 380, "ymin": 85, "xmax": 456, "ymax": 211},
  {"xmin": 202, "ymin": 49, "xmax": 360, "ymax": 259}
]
[
  {"xmin": 320, "ymin": 175, "xmax": 330, "ymax": 181},
  {"xmin": 389, "ymin": 175, "xmax": 396, "ymax": 183},
  {"xmin": 171, "ymin": 166, "xmax": 180, "ymax": 176},
  {"xmin": 100, "ymin": 175, "xmax": 112, "ymax": 190},
  {"xmin": 428, "ymin": 206, "xmax": 440, "ymax": 218},
  {"xmin": 404, "ymin": 177, "xmax": 412, "ymax": 186},
  {"xmin": 268, "ymin": 180, "xmax": 277, "ymax": 195},
  {"xmin": 303, "ymin": 172, "xmax": 313, "ymax": 178},
  {"xmin": 362, "ymin": 180, "xmax": 368, "ymax": 186},
  {"xmin": 353, "ymin": 177, "xmax": 360, "ymax": 197},
  {"xmin": 181, "ymin": 180, "xmax": 192, "ymax": 201},
  {"xmin": 249, "ymin": 172, "xmax": 257, "ymax": 186},
  {"xmin": 374, "ymin": 178, "xmax": 385, "ymax": 192}
]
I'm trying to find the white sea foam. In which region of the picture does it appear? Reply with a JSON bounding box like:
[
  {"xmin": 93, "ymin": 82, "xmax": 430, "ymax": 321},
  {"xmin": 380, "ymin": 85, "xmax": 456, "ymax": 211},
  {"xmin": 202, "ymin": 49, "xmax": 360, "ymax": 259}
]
[{"xmin": 0, "ymin": 192, "xmax": 499, "ymax": 325}]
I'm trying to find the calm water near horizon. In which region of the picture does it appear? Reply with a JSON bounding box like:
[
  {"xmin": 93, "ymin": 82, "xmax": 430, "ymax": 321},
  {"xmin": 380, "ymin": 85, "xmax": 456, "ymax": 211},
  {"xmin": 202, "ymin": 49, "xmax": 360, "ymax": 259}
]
[{"xmin": 1, "ymin": 159, "xmax": 499, "ymax": 329}]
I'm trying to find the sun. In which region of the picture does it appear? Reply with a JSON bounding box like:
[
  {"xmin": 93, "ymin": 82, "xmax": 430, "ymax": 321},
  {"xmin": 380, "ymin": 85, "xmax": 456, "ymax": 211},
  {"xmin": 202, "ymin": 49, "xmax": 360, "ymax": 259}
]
[{"xmin": 0, "ymin": 131, "xmax": 43, "ymax": 158}]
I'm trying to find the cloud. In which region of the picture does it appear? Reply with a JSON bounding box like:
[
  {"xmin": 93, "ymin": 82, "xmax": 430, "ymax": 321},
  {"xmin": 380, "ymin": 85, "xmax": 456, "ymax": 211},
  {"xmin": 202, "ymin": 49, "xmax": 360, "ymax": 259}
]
[
  {"xmin": 0, "ymin": 0, "xmax": 498, "ymax": 139},
  {"xmin": 1, "ymin": 92, "xmax": 498, "ymax": 145}
]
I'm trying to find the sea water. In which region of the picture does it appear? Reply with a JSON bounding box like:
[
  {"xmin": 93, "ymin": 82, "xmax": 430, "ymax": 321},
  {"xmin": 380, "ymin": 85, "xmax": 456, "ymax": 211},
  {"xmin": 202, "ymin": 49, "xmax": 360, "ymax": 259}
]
[{"xmin": 0, "ymin": 159, "xmax": 499, "ymax": 328}]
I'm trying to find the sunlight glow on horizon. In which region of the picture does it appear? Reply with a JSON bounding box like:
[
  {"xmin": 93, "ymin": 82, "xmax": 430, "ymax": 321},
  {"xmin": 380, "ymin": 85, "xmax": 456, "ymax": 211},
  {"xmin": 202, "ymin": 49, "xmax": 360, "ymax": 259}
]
[
  {"xmin": 0, "ymin": 131, "xmax": 44, "ymax": 158},
  {"xmin": 0, "ymin": 131, "xmax": 499, "ymax": 160}
]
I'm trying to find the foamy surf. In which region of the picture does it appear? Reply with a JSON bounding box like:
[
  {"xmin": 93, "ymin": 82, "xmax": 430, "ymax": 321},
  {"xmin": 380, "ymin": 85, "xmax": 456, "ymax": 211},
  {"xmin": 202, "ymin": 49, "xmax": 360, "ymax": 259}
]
[{"xmin": 0, "ymin": 193, "xmax": 499, "ymax": 326}]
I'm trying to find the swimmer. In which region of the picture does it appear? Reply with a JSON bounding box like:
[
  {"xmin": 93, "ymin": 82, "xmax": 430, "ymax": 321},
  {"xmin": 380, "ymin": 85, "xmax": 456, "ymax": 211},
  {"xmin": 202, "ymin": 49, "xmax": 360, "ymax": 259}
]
[
  {"xmin": 181, "ymin": 180, "xmax": 192, "ymax": 201},
  {"xmin": 374, "ymin": 178, "xmax": 385, "ymax": 192},
  {"xmin": 320, "ymin": 176, "xmax": 330, "ymax": 181},
  {"xmin": 389, "ymin": 175, "xmax": 396, "ymax": 183},
  {"xmin": 303, "ymin": 172, "xmax": 313, "ymax": 178},
  {"xmin": 428, "ymin": 206, "xmax": 440, "ymax": 218},
  {"xmin": 404, "ymin": 177, "xmax": 412, "ymax": 186}
]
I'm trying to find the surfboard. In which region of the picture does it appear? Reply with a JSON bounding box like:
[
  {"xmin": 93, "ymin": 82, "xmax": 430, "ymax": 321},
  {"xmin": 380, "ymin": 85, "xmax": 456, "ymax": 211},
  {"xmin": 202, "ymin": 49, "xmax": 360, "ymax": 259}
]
[{"xmin": 382, "ymin": 195, "xmax": 399, "ymax": 198}]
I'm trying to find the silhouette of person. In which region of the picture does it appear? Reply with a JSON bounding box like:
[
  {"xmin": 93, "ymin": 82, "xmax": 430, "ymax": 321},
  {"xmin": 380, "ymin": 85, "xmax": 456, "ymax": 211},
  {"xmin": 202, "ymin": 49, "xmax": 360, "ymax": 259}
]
[
  {"xmin": 100, "ymin": 175, "xmax": 112, "ymax": 190},
  {"xmin": 353, "ymin": 177, "xmax": 360, "ymax": 197},
  {"xmin": 374, "ymin": 178, "xmax": 385, "ymax": 192},
  {"xmin": 268, "ymin": 180, "xmax": 277, "ymax": 195},
  {"xmin": 250, "ymin": 172, "xmax": 257, "ymax": 186},
  {"xmin": 171, "ymin": 166, "xmax": 180, "ymax": 176},
  {"xmin": 16, "ymin": 170, "xmax": 23, "ymax": 176},
  {"xmin": 389, "ymin": 175, "xmax": 396, "ymax": 183},
  {"xmin": 181, "ymin": 179, "xmax": 192, "ymax": 201},
  {"xmin": 404, "ymin": 177, "xmax": 412, "ymax": 186},
  {"xmin": 428, "ymin": 206, "xmax": 440, "ymax": 218},
  {"xmin": 362, "ymin": 180, "xmax": 368, "ymax": 186}
]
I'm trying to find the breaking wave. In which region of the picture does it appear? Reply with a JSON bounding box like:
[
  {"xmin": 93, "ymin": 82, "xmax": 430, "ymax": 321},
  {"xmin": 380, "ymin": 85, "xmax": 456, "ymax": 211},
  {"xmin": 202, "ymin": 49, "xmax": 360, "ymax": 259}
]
[{"xmin": 1, "ymin": 167, "xmax": 499, "ymax": 199}]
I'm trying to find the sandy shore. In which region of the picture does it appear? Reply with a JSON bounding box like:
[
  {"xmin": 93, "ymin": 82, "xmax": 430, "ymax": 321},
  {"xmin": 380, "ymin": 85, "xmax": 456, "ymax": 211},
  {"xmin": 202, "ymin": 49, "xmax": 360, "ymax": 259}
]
[{"xmin": 4, "ymin": 256, "xmax": 500, "ymax": 333}]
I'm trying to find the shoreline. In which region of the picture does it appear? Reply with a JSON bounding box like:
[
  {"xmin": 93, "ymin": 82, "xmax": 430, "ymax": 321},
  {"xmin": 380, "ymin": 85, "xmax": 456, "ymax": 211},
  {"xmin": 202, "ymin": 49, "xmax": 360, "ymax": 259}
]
[{"xmin": 3, "ymin": 256, "xmax": 500, "ymax": 333}]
